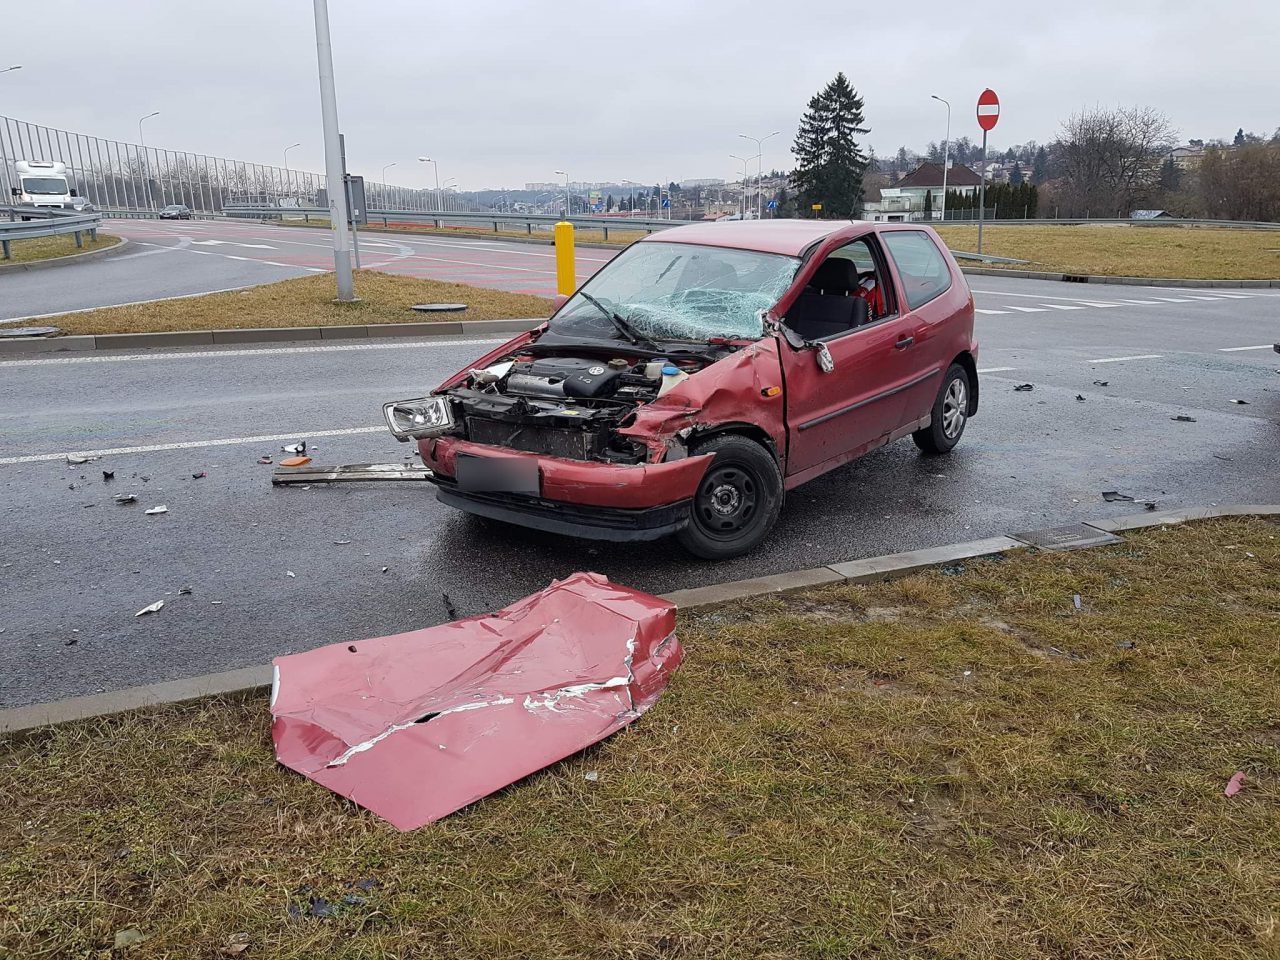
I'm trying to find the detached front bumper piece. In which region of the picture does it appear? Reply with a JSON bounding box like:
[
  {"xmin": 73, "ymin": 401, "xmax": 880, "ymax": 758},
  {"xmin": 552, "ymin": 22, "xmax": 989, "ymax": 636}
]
[
  {"xmin": 271, "ymin": 572, "xmax": 683, "ymax": 831},
  {"xmin": 420, "ymin": 438, "xmax": 712, "ymax": 542}
]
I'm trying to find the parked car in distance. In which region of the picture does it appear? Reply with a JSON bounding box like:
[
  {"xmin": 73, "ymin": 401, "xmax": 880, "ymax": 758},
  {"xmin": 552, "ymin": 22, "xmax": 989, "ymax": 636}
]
[
  {"xmin": 385, "ymin": 219, "xmax": 979, "ymax": 559},
  {"xmin": 159, "ymin": 204, "xmax": 191, "ymax": 219},
  {"xmin": 69, "ymin": 196, "xmax": 96, "ymax": 213}
]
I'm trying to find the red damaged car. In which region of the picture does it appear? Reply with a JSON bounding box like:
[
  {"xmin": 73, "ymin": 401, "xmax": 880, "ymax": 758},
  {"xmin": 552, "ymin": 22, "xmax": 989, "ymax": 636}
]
[{"xmin": 385, "ymin": 220, "xmax": 978, "ymax": 559}]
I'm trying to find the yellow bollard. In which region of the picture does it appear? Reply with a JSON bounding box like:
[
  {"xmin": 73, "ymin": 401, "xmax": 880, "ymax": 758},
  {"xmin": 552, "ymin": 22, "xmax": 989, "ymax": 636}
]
[{"xmin": 554, "ymin": 221, "xmax": 576, "ymax": 297}]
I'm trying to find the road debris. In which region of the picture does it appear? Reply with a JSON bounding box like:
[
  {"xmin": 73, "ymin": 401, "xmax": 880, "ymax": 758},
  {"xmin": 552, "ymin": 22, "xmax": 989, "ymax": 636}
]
[
  {"xmin": 1092, "ymin": 380, "xmax": 1109, "ymax": 386},
  {"xmin": 279, "ymin": 456, "xmax": 312, "ymax": 467},
  {"xmin": 282, "ymin": 441, "xmax": 307, "ymax": 455},
  {"xmin": 144, "ymin": 505, "xmax": 168, "ymax": 515},
  {"xmin": 258, "ymin": 456, "xmax": 273, "ymax": 465},
  {"xmin": 286, "ymin": 571, "xmax": 296, "ymax": 578},
  {"xmin": 113, "ymin": 928, "xmax": 146, "ymax": 949},
  {"xmin": 113, "ymin": 493, "xmax": 138, "ymax": 505},
  {"xmin": 66, "ymin": 453, "xmax": 96, "ymax": 465},
  {"xmin": 1102, "ymin": 491, "xmax": 1134, "ymax": 502},
  {"xmin": 271, "ymin": 572, "xmax": 683, "ymax": 830},
  {"xmin": 102, "ymin": 470, "xmax": 115, "ymax": 481},
  {"xmin": 134, "ymin": 600, "xmax": 165, "ymax": 617},
  {"xmin": 271, "ymin": 462, "xmax": 433, "ymax": 485},
  {"xmin": 940, "ymin": 564, "xmax": 965, "ymax": 576},
  {"xmin": 1224, "ymin": 771, "xmax": 1246, "ymax": 797},
  {"xmin": 192, "ymin": 471, "xmax": 207, "ymax": 479},
  {"xmin": 178, "ymin": 586, "xmax": 193, "ymax": 596},
  {"xmin": 1229, "ymin": 399, "xmax": 1250, "ymax": 405},
  {"xmin": 1172, "ymin": 415, "xmax": 1197, "ymax": 422},
  {"xmin": 1116, "ymin": 640, "xmax": 1137, "ymax": 650},
  {"xmin": 1073, "ymin": 594, "xmax": 1083, "ymax": 611},
  {"xmin": 1013, "ymin": 383, "xmax": 1034, "ymax": 392},
  {"xmin": 584, "ymin": 770, "xmax": 599, "ymax": 782},
  {"xmin": 1076, "ymin": 394, "xmax": 1086, "ymax": 401},
  {"xmin": 333, "ymin": 540, "xmax": 352, "ymax": 545}
]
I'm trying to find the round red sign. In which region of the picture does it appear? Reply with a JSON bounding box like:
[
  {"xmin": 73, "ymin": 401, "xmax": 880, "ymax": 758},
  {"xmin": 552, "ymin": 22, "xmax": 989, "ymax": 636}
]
[{"xmin": 977, "ymin": 89, "xmax": 1000, "ymax": 131}]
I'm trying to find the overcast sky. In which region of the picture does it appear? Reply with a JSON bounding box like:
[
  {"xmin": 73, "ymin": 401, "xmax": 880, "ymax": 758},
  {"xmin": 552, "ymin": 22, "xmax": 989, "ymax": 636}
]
[{"xmin": 4, "ymin": 1, "xmax": 1277, "ymax": 190}]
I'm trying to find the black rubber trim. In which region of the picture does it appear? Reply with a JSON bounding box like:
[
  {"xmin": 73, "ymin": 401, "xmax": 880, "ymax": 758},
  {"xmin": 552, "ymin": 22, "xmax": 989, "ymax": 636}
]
[
  {"xmin": 797, "ymin": 367, "xmax": 941, "ymax": 432},
  {"xmin": 435, "ymin": 483, "xmax": 690, "ymax": 542}
]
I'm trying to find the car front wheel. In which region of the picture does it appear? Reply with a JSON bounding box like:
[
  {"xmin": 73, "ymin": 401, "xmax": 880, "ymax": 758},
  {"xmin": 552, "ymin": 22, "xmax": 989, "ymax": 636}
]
[
  {"xmin": 913, "ymin": 362, "xmax": 972, "ymax": 455},
  {"xmin": 675, "ymin": 435, "xmax": 783, "ymax": 560}
]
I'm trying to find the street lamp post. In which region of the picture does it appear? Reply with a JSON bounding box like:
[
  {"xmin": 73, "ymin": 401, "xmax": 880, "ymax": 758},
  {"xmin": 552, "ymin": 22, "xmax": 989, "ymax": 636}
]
[
  {"xmin": 0, "ymin": 67, "xmax": 21, "ymax": 199},
  {"xmin": 554, "ymin": 170, "xmax": 570, "ymax": 217},
  {"xmin": 738, "ymin": 131, "xmax": 779, "ymax": 218},
  {"xmin": 138, "ymin": 111, "xmax": 159, "ymax": 210},
  {"xmin": 311, "ymin": 0, "xmax": 354, "ymax": 301},
  {"xmin": 931, "ymin": 95, "xmax": 950, "ymax": 222},
  {"xmin": 729, "ymin": 154, "xmax": 755, "ymax": 218},
  {"xmin": 417, "ymin": 156, "xmax": 440, "ymax": 211},
  {"xmin": 283, "ymin": 142, "xmax": 300, "ymax": 204},
  {"xmin": 381, "ymin": 161, "xmax": 397, "ymax": 209}
]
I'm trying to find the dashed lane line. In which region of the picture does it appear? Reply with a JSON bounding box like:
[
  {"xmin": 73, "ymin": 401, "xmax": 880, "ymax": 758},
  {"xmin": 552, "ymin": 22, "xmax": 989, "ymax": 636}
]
[
  {"xmin": 1089, "ymin": 354, "xmax": 1164, "ymax": 363},
  {"xmin": 1006, "ymin": 306, "xmax": 1048, "ymax": 313},
  {"xmin": 0, "ymin": 338, "xmax": 508, "ymax": 367},
  {"xmin": 1218, "ymin": 345, "xmax": 1275, "ymax": 352},
  {"xmin": 975, "ymin": 309, "xmax": 1008, "ymax": 315}
]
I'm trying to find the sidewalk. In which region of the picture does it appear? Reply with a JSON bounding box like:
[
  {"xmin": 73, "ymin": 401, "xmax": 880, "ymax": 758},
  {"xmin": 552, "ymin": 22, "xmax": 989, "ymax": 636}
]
[{"xmin": 2, "ymin": 516, "xmax": 1276, "ymax": 959}]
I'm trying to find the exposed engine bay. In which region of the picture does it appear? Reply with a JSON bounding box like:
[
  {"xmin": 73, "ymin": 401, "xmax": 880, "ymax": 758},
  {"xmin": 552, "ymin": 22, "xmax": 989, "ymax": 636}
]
[{"xmin": 440, "ymin": 350, "xmax": 718, "ymax": 463}]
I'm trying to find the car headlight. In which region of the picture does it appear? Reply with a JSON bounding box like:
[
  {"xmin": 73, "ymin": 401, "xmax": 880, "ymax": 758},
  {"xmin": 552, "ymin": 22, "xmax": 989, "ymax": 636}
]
[{"xmin": 383, "ymin": 396, "xmax": 456, "ymax": 441}]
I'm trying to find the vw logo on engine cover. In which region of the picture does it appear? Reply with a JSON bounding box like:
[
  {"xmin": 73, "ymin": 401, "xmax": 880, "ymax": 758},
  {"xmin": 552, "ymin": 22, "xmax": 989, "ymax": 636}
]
[{"xmin": 588, "ymin": 366, "xmax": 606, "ymax": 376}]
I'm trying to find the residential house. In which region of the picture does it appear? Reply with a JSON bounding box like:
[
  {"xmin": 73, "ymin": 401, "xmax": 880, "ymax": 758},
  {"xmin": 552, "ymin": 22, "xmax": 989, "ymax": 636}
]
[{"xmin": 863, "ymin": 162, "xmax": 982, "ymax": 221}]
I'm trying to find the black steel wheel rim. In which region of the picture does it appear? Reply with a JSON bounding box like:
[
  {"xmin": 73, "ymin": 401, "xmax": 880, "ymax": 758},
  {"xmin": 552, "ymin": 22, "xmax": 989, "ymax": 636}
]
[{"xmin": 693, "ymin": 462, "xmax": 761, "ymax": 540}]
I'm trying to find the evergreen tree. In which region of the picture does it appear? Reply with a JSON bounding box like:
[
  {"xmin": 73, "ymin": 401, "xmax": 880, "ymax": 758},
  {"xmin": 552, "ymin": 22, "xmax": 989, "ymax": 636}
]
[
  {"xmin": 923, "ymin": 189, "xmax": 933, "ymax": 216},
  {"xmin": 1010, "ymin": 162, "xmax": 1024, "ymax": 186},
  {"xmin": 1032, "ymin": 146, "xmax": 1048, "ymax": 185},
  {"xmin": 1234, "ymin": 127, "xmax": 1245, "ymax": 146},
  {"xmin": 790, "ymin": 72, "xmax": 870, "ymax": 218},
  {"xmin": 1158, "ymin": 155, "xmax": 1181, "ymax": 192},
  {"xmin": 606, "ymin": 193, "xmax": 615, "ymax": 212}
]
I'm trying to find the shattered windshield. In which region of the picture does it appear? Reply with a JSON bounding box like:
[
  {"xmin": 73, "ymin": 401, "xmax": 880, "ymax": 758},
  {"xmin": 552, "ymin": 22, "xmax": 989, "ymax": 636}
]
[{"xmin": 552, "ymin": 241, "xmax": 800, "ymax": 342}]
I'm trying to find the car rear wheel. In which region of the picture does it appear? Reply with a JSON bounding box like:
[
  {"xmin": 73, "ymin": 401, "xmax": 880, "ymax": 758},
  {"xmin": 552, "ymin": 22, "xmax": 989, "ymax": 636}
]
[
  {"xmin": 913, "ymin": 362, "xmax": 972, "ymax": 455},
  {"xmin": 675, "ymin": 435, "xmax": 783, "ymax": 560}
]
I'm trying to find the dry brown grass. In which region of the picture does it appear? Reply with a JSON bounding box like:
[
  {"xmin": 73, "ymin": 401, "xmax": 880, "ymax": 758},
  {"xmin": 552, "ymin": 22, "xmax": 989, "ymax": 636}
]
[
  {"xmin": 2, "ymin": 518, "xmax": 1278, "ymax": 959},
  {"xmin": 1, "ymin": 232, "xmax": 120, "ymax": 265},
  {"xmin": 48, "ymin": 270, "xmax": 552, "ymax": 336},
  {"xmin": 935, "ymin": 224, "xmax": 1280, "ymax": 279}
]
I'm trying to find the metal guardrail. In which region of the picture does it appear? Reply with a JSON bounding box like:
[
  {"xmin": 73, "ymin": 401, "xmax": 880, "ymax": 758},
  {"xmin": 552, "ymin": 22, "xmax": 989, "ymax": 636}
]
[
  {"xmin": 222, "ymin": 205, "xmax": 690, "ymax": 240},
  {"xmin": 948, "ymin": 249, "xmax": 1031, "ymax": 264},
  {"xmin": 0, "ymin": 206, "xmax": 103, "ymax": 260}
]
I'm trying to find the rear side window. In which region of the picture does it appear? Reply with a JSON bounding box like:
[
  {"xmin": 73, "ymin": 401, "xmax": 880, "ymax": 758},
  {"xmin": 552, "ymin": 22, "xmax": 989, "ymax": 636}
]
[{"xmin": 883, "ymin": 231, "xmax": 952, "ymax": 310}]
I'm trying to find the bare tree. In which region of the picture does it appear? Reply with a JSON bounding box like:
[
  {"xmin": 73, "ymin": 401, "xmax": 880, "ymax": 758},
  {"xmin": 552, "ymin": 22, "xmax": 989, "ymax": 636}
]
[
  {"xmin": 1195, "ymin": 143, "xmax": 1280, "ymax": 221},
  {"xmin": 1054, "ymin": 106, "xmax": 1178, "ymax": 216}
]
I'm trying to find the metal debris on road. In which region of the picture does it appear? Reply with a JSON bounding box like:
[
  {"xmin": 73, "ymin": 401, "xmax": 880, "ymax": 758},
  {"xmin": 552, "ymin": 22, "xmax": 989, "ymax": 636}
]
[
  {"xmin": 144, "ymin": 505, "xmax": 168, "ymax": 515},
  {"xmin": 1092, "ymin": 380, "xmax": 1109, "ymax": 386},
  {"xmin": 66, "ymin": 453, "xmax": 96, "ymax": 465},
  {"xmin": 271, "ymin": 462, "xmax": 434, "ymax": 485},
  {"xmin": 333, "ymin": 540, "xmax": 352, "ymax": 545},
  {"xmin": 1102, "ymin": 491, "xmax": 1134, "ymax": 502},
  {"xmin": 134, "ymin": 600, "xmax": 165, "ymax": 617},
  {"xmin": 282, "ymin": 441, "xmax": 307, "ymax": 454},
  {"xmin": 179, "ymin": 586, "xmax": 193, "ymax": 595},
  {"xmin": 1229, "ymin": 399, "xmax": 1250, "ymax": 405},
  {"xmin": 1224, "ymin": 771, "xmax": 1246, "ymax": 797},
  {"xmin": 192, "ymin": 471, "xmax": 207, "ymax": 479},
  {"xmin": 1172, "ymin": 415, "xmax": 1197, "ymax": 422},
  {"xmin": 1013, "ymin": 383, "xmax": 1034, "ymax": 392},
  {"xmin": 271, "ymin": 572, "xmax": 683, "ymax": 830},
  {"xmin": 113, "ymin": 493, "xmax": 137, "ymax": 505},
  {"xmin": 258, "ymin": 456, "xmax": 273, "ymax": 465}
]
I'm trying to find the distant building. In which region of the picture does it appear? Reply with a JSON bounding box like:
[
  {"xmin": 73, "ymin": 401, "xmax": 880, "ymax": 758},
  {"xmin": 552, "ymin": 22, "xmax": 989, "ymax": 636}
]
[
  {"xmin": 863, "ymin": 162, "xmax": 981, "ymax": 221},
  {"xmin": 1130, "ymin": 210, "xmax": 1173, "ymax": 220},
  {"xmin": 1169, "ymin": 146, "xmax": 1205, "ymax": 170}
]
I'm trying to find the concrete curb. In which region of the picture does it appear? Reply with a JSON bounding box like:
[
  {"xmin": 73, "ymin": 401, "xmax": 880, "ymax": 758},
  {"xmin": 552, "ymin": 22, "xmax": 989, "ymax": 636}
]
[
  {"xmin": 0, "ymin": 316, "xmax": 545, "ymax": 356},
  {"xmin": 960, "ymin": 264, "xmax": 1280, "ymax": 289},
  {"xmin": 0, "ymin": 235, "xmax": 127, "ymax": 274},
  {"xmin": 3, "ymin": 504, "xmax": 1277, "ymax": 737}
]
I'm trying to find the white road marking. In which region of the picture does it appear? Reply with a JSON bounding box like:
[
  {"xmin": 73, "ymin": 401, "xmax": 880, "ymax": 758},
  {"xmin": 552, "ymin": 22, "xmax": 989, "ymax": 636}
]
[
  {"xmin": 191, "ymin": 240, "xmax": 277, "ymax": 249},
  {"xmin": 970, "ymin": 289, "xmax": 1125, "ymax": 304},
  {"xmin": 1218, "ymin": 344, "xmax": 1275, "ymax": 352},
  {"xmin": 1150, "ymin": 296, "xmax": 1193, "ymax": 303},
  {"xmin": 1006, "ymin": 305, "xmax": 1047, "ymax": 313},
  {"xmin": 977, "ymin": 366, "xmax": 1016, "ymax": 373},
  {"xmin": 1117, "ymin": 299, "xmax": 1162, "ymax": 305},
  {"xmin": 1183, "ymin": 295, "xmax": 1222, "ymax": 301},
  {"xmin": 1090, "ymin": 354, "xmax": 1164, "ymax": 363},
  {"xmin": 1212, "ymin": 293, "xmax": 1253, "ymax": 299},
  {"xmin": 0, "ymin": 426, "xmax": 387, "ymax": 466},
  {"xmin": 0, "ymin": 337, "xmax": 508, "ymax": 367},
  {"xmin": 0, "ymin": 283, "xmax": 271, "ymax": 324},
  {"xmin": 974, "ymin": 308, "xmax": 1008, "ymax": 315},
  {"xmin": 1037, "ymin": 303, "xmax": 1084, "ymax": 310}
]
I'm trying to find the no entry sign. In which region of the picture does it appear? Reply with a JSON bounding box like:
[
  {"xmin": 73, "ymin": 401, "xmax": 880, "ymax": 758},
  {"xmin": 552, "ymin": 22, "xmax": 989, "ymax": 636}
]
[{"xmin": 977, "ymin": 88, "xmax": 1000, "ymax": 131}]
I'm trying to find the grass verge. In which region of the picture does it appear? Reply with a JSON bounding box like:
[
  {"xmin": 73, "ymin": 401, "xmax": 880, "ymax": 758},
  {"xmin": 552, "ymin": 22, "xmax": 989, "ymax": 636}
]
[
  {"xmin": 44, "ymin": 270, "xmax": 551, "ymax": 336},
  {"xmin": 934, "ymin": 224, "xmax": 1280, "ymax": 279},
  {"xmin": 1, "ymin": 232, "xmax": 121, "ymax": 265},
  {"xmin": 277, "ymin": 216, "xmax": 645, "ymax": 246},
  {"xmin": 2, "ymin": 518, "xmax": 1278, "ymax": 958}
]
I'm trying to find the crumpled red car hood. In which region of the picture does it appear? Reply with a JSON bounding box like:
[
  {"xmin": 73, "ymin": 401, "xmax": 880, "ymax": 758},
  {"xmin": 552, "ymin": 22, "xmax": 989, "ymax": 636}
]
[{"xmin": 270, "ymin": 572, "xmax": 682, "ymax": 831}]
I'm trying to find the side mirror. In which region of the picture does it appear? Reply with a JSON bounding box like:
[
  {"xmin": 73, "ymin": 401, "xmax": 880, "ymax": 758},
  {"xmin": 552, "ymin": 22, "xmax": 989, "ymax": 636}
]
[
  {"xmin": 551, "ymin": 293, "xmax": 570, "ymax": 315},
  {"xmin": 70, "ymin": 189, "xmax": 79, "ymax": 197},
  {"xmin": 9, "ymin": 187, "xmax": 18, "ymax": 197}
]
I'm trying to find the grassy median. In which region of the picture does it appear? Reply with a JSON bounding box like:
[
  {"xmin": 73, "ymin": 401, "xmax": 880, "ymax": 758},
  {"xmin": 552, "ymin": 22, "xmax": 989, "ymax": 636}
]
[
  {"xmin": 46, "ymin": 270, "xmax": 552, "ymax": 336},
  {"xmin": 277, "ymin": 217, "xmax": 647, "ymax": 246},
  {"xmin": 2, "ymin": 518, "xmax": 1278, "ymax": 959},
  {"xmin": 935, "ymin": 224, "xmax": 1280, "ymax": 279},
  {"xmin": 1, "ymin": 232, "xmax": 121, "ymax": 265}
]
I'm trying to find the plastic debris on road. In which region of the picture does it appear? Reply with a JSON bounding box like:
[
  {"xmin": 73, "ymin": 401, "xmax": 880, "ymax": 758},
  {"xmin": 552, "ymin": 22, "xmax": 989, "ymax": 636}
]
[
  {"xmin": 1172, "ymin": 415, "xmax": 1197, "ymax": 422},
  {"xmin": 1224, "ymin": 771, "xmax": 1246, "ymax": 796},
  {"xmin": 282, "ymin": 441, "xmax": 307, "ymax": 454},
  {"xmin": 1229, "ymin": 399, "xmax": 1250, "ymax": 405},
  {"xmin": 113, "ymin": 493, "xmax": 137, "ymax": 505},
  {"xmin": 271, "ymin": 572, "xmax": 683, "ymax": 831},
  {"xmin": 1076, "ymin": 394, "xmax": 1086, "ymax": 401},
  {"xmin": 279, "ymin": 456, "xmax": 312, "ymax": 467},
  {"xmin": 1013, "ymin": 383, "xmax": 1034, "ymax": 392},
  {"xmin": 1102, "ymin": 491, "xmax": 1135, "ymax": 502},
  {"xmin": 192, "ymin": 471, "xmax": 207, "ymax": 479},
  {"xmin": 102, "ymin": 470, "xmax": 115, "ymax": 481},
  {"xmin": 144, "ymin": 505, "xmax": 168, "ymax": 515},
  {"xmin": 257, "ymin": 456, "xmax": 273, "ymax": 465},
  {"xmin": 134, "ymin": 600, "xmax": 165, "ymax": 617},
  {"xmin": 65, "ymin": 453, "xmax": 96, "ymax": 465},
  {"xmin": 1092, "ymin": 380, "xmax": 1109, "ymax": 386}
]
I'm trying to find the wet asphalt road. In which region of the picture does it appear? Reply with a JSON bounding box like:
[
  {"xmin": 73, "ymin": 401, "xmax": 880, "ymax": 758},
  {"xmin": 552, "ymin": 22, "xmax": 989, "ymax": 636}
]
[{"xmin": 1, "ymin": 275, "xmax": 1278, "ymax": 708}]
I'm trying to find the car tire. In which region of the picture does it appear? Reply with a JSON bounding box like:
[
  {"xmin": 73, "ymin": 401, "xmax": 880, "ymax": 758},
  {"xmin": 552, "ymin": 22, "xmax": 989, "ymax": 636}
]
[
  {"xmin": 675, "ymin": 435, "xmax": 783, "ymax": 560},
  {"xmin": 913, "ymin": 362, "xmax": 972, "ymax": 455}
]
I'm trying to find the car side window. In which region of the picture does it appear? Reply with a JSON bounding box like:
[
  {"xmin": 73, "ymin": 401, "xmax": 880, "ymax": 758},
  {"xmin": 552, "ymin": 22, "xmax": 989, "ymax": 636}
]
[
  {"xmin": 882, "ymin": 231, "xmax": 952, "ymax": 311},
  {"xmin": 825, "ymin": 237, "xmax": 896, "ymax": 323}
]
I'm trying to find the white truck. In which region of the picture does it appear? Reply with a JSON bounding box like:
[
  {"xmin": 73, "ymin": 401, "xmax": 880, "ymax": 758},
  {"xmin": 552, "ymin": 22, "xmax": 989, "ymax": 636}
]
[{"xmin": 9, "ymin": 159, "xmax": 77, "ymax": 209}]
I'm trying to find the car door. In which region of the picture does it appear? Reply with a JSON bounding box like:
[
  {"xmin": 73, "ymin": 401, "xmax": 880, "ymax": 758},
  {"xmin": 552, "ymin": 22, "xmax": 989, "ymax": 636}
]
[
  {"xmin": 879, "ymin": 229, "xmax": 961, "ymax": 425},
  {"xmin": 779, "ymin": 235, "xmax": 925, "ymax": 479}
]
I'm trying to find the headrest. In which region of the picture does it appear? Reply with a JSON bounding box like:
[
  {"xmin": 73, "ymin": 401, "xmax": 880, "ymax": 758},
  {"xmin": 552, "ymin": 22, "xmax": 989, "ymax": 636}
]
[{"xmin": 809, "ymin": 257, "xmax": 859, "ymax": 293}]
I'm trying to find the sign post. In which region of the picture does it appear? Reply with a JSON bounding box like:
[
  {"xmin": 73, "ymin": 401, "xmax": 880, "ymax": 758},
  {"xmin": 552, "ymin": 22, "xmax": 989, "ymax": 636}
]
[{"xmin": 976, "ymin": 88, "xmax": 1000, "ymax": 254}]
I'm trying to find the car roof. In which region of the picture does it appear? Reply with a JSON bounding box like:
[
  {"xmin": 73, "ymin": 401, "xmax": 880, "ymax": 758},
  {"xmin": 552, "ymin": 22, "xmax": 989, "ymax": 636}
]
[{"xmin": 637, "ymin": 218, "xmax": 867, "ymax": 257}]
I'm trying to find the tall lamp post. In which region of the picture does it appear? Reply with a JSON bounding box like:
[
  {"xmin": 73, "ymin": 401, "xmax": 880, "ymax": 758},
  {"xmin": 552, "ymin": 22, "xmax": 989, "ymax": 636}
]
[
  {"xmin": 554, "ymin": 169, "xmax": 570, "ymax": 217},
  {"xmin": 930, "ymin": 95, "xmax": 950, "ymax": 222},
  {"xmin": 417, "ymin": 156, "xmax": 440, "ymax": 211},
  {"xmin": 138, "ymin": 111, "xmax": 159, "ymax": 210},
  {"xmin": 283, "ymin": 142, "xmax": 300, "ymax": 204},
  {"xmin": 729, "ymin": 154, "xmax": 755, "ymax": 218},
  {"xmin": 380, "ymin": 161, "xmax": 397, "ymax": 209},
  {"xmin": 0, "ymin": 67, "xmax": 21, "ymax": 199},
  {"xmin": 311, "ymin": 0, "xmax": 354, "ymax": 301},
  {"xmin": 738, "ymin": 130, "xmax": 779, "ymax": 218}
]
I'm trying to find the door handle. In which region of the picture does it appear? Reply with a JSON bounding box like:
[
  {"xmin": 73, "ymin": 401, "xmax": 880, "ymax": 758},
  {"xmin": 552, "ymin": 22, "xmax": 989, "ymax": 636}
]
[{"xmin": 895, "ymin": 336, "xmax": 914, "ymax": 349}]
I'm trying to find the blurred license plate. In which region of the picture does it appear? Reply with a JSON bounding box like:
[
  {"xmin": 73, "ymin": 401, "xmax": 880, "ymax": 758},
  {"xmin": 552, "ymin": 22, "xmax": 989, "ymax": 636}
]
[{"xmin": 455, "ymin": 454, "xmax": 540, "ymax": 496}]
